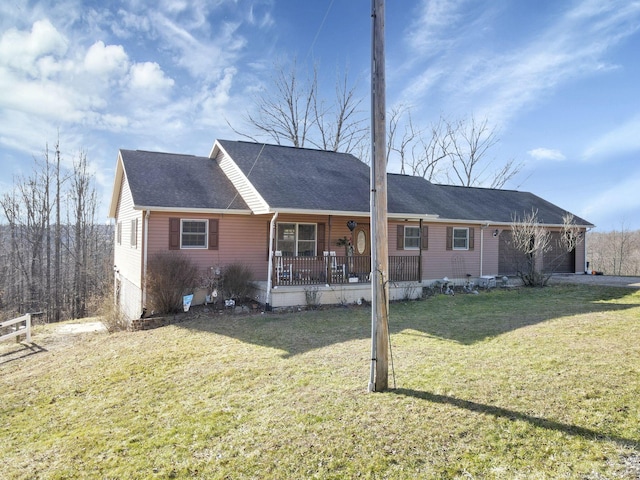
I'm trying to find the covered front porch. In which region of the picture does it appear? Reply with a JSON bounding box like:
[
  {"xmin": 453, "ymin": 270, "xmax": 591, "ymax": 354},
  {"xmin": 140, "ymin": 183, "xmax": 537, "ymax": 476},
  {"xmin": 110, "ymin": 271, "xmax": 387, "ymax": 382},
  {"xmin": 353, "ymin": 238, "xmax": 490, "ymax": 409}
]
[
  {"xmin": 254, "ymin": 253, "xmax": 422, "ymax": 309},
  {"xmin": 271, "ymin": 253, "xmax": 421, "ymax": 286}
]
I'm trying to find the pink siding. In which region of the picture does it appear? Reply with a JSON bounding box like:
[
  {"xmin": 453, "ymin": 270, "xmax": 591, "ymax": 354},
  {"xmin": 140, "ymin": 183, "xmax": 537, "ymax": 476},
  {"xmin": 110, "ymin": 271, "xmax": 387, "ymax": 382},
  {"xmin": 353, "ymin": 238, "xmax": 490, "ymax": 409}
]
[
  {"xmin": 481, "ymin": 228, "xmax": 500, "ymax": 276},
  {"xmin": 148, "ymin": 212, "xmax": 271, "ymax": 279},
  {"xmin": 421, "ymin": 224, "xmax": 481, "ymax": 280}
]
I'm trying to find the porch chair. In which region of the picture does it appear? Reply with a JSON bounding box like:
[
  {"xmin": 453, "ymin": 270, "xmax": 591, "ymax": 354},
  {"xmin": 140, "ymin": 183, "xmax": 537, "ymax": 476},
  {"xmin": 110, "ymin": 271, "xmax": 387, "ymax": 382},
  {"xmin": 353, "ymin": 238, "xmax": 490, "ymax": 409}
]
[
  {"xmin": 275, "ymin": 251, "xmax": 292, "ymax": 283},
  {"xmin": 324, "ymin": 251, "xmax": 345, "ymax": 283}
]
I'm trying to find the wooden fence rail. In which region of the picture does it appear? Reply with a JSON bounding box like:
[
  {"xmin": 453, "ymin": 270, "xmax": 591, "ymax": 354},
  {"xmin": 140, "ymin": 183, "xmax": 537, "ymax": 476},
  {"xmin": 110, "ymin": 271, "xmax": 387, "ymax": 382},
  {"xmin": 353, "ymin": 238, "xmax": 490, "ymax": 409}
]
[{"xmin": 0, "ymin": 314, "xmax": 31, "ymax": 343}]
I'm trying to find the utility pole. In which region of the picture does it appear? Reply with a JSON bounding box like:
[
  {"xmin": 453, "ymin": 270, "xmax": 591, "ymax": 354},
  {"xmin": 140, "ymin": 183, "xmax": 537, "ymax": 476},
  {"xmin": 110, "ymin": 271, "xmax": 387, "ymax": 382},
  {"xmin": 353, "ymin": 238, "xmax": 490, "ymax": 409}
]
[{"xmin": 369, "ymin": 0, "xmax": 389, "ymax": 392}]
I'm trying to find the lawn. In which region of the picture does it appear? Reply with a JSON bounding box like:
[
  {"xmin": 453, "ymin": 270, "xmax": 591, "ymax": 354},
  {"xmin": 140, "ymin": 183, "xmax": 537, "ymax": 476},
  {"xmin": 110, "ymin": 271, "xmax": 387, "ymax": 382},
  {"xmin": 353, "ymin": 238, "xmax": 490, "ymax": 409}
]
[{"xmin": 1, "ymin": 284, "xmax": 639, "ymax": 479}]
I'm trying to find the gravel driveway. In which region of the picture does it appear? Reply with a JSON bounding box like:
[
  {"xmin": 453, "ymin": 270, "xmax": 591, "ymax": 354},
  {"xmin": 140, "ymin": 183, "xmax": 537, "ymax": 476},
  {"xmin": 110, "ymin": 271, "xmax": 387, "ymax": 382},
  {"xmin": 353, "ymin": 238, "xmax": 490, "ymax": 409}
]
[{"xmin": 549, "ymin": 273, "xmax": 640, "ymax": 289}]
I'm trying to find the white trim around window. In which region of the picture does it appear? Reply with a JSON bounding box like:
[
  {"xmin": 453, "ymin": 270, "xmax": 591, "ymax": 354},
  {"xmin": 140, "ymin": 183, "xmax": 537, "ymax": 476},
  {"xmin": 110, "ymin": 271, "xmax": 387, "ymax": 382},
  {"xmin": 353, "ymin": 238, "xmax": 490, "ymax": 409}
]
[
  {"xmin": 404, "ymin": 226, "xmax": 420, "ymax": 250},
  {"xmin": 181, "ymin": 219, "xmax": 208, "ymax": 249},
  {"xmin": 453, "ymin": 227, "xmax": 469, "ymax": 250},
  {"xmin": 276, "ymin": 222, "xmax": 317, "ymax": 256}
]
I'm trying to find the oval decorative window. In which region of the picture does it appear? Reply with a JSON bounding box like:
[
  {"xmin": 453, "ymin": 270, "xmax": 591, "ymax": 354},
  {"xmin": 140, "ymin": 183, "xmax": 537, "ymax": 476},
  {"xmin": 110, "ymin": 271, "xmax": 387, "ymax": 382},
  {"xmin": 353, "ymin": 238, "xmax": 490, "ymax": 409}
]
[{"xmin": 356, "ymin": 230, "xmax": 367, "ymax": 254}]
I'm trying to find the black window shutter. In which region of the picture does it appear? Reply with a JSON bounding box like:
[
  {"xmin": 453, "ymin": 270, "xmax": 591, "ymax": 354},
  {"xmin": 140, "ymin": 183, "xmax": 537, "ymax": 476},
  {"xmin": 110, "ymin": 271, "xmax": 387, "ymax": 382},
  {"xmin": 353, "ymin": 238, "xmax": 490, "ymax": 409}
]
[
  {"xmin": 317, "ymin": 223, "xmax": 325, "ymax": 255},
  {"xmin": 397, "ymin": 225, "xmax": 404, "ymax": 250},
  {"xmin": 446, "ymin": 227, "xmax": 453, "ymax": 250},
  {"xmin": 468, "ymin": 227, "xmax": 474, "ymax": 250},
  {"xmin": 208, "ymin": 219, "xmax": 219, "ymax": 250},
  {"xmin": 169, "ymin": 218, "xmax": 180, "ymax": 250},
  {"xmin": 421, "ymin": 226, "xmax": 429, "ymax": 250}
]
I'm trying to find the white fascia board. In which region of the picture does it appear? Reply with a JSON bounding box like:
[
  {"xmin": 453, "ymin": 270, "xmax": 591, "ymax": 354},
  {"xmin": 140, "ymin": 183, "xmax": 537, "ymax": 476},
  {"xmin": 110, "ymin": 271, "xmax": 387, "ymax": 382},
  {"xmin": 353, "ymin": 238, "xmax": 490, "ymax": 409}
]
[
  {"xmin": 387, "ymin": 213, "xmax": 440, "ymax": 221},
  {"xmin": 424, "ymin": 218, "xmax": 592, "ymax": 228},
  {"xmin": 273, "ymin": 208, "xmax": 441, "ymax": 220},
  {"xmin": 274, "ymin": 208, "xmax": 371, "ymax": 217},
  {"xmin": 132, "ymin": 206, "xmax": 253, "ymax": 215},
  {"xmin": 107, "ymin": 152, "xmax": 125, "ymax": 218}
]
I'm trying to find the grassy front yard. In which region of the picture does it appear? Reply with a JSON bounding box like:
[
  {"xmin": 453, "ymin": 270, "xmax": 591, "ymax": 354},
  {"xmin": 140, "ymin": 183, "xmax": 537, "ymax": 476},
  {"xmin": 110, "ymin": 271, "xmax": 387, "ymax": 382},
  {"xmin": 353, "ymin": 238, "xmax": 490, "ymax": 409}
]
[{"xmin": 1, "ymin": 285, "xmax": 639, "ymax": 479}]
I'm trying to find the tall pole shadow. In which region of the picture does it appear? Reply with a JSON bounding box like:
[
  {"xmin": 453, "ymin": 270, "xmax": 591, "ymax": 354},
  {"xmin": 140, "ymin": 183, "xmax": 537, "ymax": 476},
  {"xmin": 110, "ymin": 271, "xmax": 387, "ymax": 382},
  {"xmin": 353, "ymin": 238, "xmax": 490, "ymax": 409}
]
[{"xmin": 391, "ymin": 388, "xmax": 639, "ymax": 450}]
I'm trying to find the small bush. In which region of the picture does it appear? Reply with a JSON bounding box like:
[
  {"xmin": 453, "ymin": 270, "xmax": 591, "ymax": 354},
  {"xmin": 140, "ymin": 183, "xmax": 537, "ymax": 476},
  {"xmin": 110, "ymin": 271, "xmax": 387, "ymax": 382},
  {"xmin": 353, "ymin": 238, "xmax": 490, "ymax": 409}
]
[
  {"xmin": 304, "ymin": 286, "xmax": 322, "ymax": 309},
  {"xmin": 220, "ymin": 263, "xmax": 254, "ymax": 304},
  {"xmin": 98, "ymin": 294, "xmax": 128, "ymax": 333},
  {"xmin": 147, "ymin": 252, "xmax": 200, "ymax": 314}
]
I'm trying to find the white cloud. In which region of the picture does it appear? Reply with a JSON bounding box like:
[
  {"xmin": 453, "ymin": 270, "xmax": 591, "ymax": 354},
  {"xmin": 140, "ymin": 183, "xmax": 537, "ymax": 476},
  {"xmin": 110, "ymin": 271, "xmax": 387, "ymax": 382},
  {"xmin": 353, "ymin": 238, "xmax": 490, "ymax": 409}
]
[
  {"xmin": 407, "ymin": 0, "xmax": 471, "ymax": 54},
  {"xmin": 527, "ymin": 148, "xmax": 566, "ymax": 161},
  {"xmin": 127, "ymin": 61, "xmax": 174, "ymax": 93},
  {"xmin": 582, "ymin": 115, "xmax": 640, "ymax": 160},
  {"xmin": 580, "ymin": 169, "xmax": 640, "ymax": 227},
  {"xmin": 84, "ymin": 41, "xmax": 129, "ymax": 76},
  {"xmin": 0, "ymin": 19, "xmax": 68, "ymax": 76},
  {"xmin": 401, "ymin": 1, "xmax": 640, "ymax": 126}
]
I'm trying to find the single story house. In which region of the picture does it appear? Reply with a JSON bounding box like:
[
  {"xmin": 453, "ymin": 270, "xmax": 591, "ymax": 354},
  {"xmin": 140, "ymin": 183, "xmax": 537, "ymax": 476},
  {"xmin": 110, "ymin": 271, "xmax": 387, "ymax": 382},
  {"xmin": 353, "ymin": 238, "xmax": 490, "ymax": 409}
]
[{"xmin": 108, "ymin": 139, "xmax": 593, "ymax": 321}]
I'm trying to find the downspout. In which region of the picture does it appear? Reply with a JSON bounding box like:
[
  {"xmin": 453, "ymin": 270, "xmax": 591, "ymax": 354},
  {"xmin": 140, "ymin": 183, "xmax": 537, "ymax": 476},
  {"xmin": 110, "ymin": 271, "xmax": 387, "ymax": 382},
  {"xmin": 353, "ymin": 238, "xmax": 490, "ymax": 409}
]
[
  {"xmin": 265, "ymin": 211, "xmax": 279, "ymax": 310},
  {"xmin": 480, "ymin": 223, "xmax": 488, "ymax": 277},
  {"xmin": 142, "ymin": 210, "xmax": 150, "ymax": 313},
  {"xmin": 419, "ymin": 218, "xmax": 423, "ymax": 281}
]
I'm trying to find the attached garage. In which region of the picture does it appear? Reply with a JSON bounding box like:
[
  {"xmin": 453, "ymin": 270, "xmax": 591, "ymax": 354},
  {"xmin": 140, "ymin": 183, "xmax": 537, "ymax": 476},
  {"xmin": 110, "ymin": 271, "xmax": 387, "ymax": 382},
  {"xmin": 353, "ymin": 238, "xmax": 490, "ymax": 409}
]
[
  {"xmin": 498, "ymin": 230, "xmax": 529, "ymax": 276},
  {"xmin": 499, "ymin": 230, "xmax": 576, "ymax": 275},
  {"xmin": 543, "ymin": 232, "xmax": 575, "ymax": 273}
]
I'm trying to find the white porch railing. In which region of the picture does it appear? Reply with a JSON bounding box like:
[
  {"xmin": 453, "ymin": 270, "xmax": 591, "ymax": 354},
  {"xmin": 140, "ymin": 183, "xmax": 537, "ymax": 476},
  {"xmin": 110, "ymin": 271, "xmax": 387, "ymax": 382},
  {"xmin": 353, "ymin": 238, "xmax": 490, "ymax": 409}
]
[{"xmin": 0, "ymin": 314, "xmax": 32, "ymax": 343}]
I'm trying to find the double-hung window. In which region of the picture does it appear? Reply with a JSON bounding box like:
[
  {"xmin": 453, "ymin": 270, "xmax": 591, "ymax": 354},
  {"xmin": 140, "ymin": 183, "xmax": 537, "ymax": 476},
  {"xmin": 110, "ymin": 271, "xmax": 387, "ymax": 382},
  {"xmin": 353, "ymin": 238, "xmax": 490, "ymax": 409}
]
[
  {"xmin": 169, "ymin": 218, "xmax": 218, "ymax": 250},
  {"xmin": 277, "ymin": 223, "xmax": 317, "ymax": 256},
  {"xmin": 404, "ymin": 226, "xmax": 420, "ymax": 250},
  {"xmin": 130, "ymin": 219, "xmax": 138, "ymax": 248},
  {"xmin": 453, "ymin": 227, "xmax": 469, "ymax": 250},
  {"xmin": 181, "ymin": 219, "xmax": 208, "ymax": 248}
]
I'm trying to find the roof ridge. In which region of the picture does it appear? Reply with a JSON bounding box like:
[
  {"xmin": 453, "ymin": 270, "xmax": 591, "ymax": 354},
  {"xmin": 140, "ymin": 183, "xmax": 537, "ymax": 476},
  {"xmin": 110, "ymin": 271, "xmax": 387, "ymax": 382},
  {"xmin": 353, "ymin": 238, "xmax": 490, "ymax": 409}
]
[
  {"xmin": 219, "ymin": 139, "xmax": 356, "ymax": 156},
  {"xmin": 435, "ymin": 183, "xmax": 522, "ymax": 193},
  {"xmin": 132, "ymin": 149, "xmax": 199, "ymax": 157}
]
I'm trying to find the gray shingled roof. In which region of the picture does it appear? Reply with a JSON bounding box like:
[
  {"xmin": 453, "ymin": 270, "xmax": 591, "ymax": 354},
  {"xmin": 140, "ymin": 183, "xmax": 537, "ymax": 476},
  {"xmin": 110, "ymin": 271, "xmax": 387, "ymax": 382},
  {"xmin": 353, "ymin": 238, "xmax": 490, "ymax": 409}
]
[
  {"xmin": 216, "ymin": 140, "xmax": 372, "ymax": 212},
  {"xmin": 120, "ymin": 150, "xmax": 249, "ymax": 211},
  {"xmin": 388, "ymin": 174, "xmax": 592, "ymax": 225},
  {"xmin": 217, "ymin": 140, "xmax": 592, "ymax": 225},
  {"xmin": 118, "ymin": 141, "xmax": 592, "ymax": 226}
]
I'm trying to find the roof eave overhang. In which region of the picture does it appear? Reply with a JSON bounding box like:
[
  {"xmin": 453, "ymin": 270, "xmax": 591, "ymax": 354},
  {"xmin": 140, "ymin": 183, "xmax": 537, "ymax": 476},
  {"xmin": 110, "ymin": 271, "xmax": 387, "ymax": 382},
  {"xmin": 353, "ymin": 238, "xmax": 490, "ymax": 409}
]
[
  {"xmin": 271, "ymin": 207, "xmax": 441, "ymax": 220},
  {"xmin": 132, "ymin": 206, "xmax": 253, "ymax": 215},
  {"xmin": 107, "ymin": 151, "xmax": 124, "ymax": 219},
  {"xmin": 429, "ymin": 218, "xmax": 594, "ymax": 228}
]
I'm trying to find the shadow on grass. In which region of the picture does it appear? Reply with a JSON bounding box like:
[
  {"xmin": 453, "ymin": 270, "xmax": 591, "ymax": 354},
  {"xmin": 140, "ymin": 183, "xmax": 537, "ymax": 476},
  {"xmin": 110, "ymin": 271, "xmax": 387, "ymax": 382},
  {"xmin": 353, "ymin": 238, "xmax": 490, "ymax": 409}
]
[
  {"xmin": 0, "ymin": 342, "xmax": 47, "ymax": 365},
  {"xmin": 391, "ymin": 388, "xmax": 639, "ymax": 450},
  {"xmin": 179, "ymin": 285, "xmax": 639, "ymax": 357}
]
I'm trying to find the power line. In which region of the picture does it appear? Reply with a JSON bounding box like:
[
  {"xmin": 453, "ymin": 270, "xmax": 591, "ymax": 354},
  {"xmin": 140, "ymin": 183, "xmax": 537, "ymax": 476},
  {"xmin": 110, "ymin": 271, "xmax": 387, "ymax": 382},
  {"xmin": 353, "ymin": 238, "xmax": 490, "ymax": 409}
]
[{"xmin": 305, "ymin": 0, "xmax": 336, "ymax": 62}]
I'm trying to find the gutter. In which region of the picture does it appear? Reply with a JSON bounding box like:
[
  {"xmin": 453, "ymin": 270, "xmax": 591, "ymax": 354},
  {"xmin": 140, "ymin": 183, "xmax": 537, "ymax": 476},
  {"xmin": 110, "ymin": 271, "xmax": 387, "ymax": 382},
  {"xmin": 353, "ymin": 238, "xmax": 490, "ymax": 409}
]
[{"xmin": 265, "ymin": 211, "xmax": 278, "ymax": 310}]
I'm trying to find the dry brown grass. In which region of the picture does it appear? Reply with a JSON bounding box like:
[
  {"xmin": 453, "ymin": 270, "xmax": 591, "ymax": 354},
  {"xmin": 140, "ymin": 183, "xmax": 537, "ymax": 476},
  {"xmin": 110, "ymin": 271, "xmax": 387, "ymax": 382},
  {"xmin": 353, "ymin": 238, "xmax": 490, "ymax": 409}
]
[{"xmin": 1, "ymin": 284, "xmax": 639, "ymax": 479}]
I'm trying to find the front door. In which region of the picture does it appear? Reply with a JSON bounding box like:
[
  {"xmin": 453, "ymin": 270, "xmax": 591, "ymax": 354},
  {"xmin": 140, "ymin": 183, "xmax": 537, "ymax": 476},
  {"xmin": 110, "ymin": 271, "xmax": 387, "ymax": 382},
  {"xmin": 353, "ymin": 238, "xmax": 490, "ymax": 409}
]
[
  {"xmin": 353, "ymin": 224, "xmax": 370, "ymax": 256},
  {"xmin": 351, "ymin": 224, "xmax": 370, "ymax": 280}
]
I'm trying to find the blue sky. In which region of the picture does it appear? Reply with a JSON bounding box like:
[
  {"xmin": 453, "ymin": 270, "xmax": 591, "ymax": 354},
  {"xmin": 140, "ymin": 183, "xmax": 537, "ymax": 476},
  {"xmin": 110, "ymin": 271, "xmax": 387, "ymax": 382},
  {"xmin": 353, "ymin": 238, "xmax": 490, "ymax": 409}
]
[{"xmin": 1, "ymin": 0, "xmax": 639, "ymax": 231}]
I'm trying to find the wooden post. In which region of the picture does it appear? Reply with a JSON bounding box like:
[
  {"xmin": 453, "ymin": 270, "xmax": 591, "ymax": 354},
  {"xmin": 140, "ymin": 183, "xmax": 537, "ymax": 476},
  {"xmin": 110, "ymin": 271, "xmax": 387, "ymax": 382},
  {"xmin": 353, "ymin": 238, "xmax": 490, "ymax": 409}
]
[{"xmin": 369, "ymin": 0, "xmax": 389, "ymax": 392}]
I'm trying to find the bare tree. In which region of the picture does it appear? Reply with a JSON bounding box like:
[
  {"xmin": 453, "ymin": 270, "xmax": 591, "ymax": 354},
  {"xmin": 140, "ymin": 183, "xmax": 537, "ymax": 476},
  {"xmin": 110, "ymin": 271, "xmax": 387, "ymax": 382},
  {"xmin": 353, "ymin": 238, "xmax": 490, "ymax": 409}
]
[
  {"xmin": 233, "ymin": 61, "xmax": 367, "ymax": 155},
  {"xmin": 242, "ymin": 60, "xmax": 316, "ymax": 148},
  {"xmin": 387, "ymin": 108, "xmax": 451, "ymax": 179},
  {"xmin": 386, "ymin": 109, "xmax": 523, "ymax": 187},
  {"xmin": 312, "ymin": 68, "xmax": 368, "ymax": 154},
  {"xmin": 446, "ymin": 115, "xmax": 523, "ymax": 188},
  {"xmin": 588, "ymin": 223, "xmax": 640, "ymax": 275},
  {"xmin": 509, "ymin": 210, "xmax": 582, "ymax": 286},
  {"xmin": 0, "ymin": 140, "xmax": 113, "ymax": 321}
]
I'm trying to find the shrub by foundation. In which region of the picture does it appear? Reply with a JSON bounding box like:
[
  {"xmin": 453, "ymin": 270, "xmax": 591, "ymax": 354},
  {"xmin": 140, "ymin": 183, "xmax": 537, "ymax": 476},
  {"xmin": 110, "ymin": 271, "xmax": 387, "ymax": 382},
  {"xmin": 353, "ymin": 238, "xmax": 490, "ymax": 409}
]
[{"xmin": 147, "ymin": 252, "xmax": 199, "ymax": 314}]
